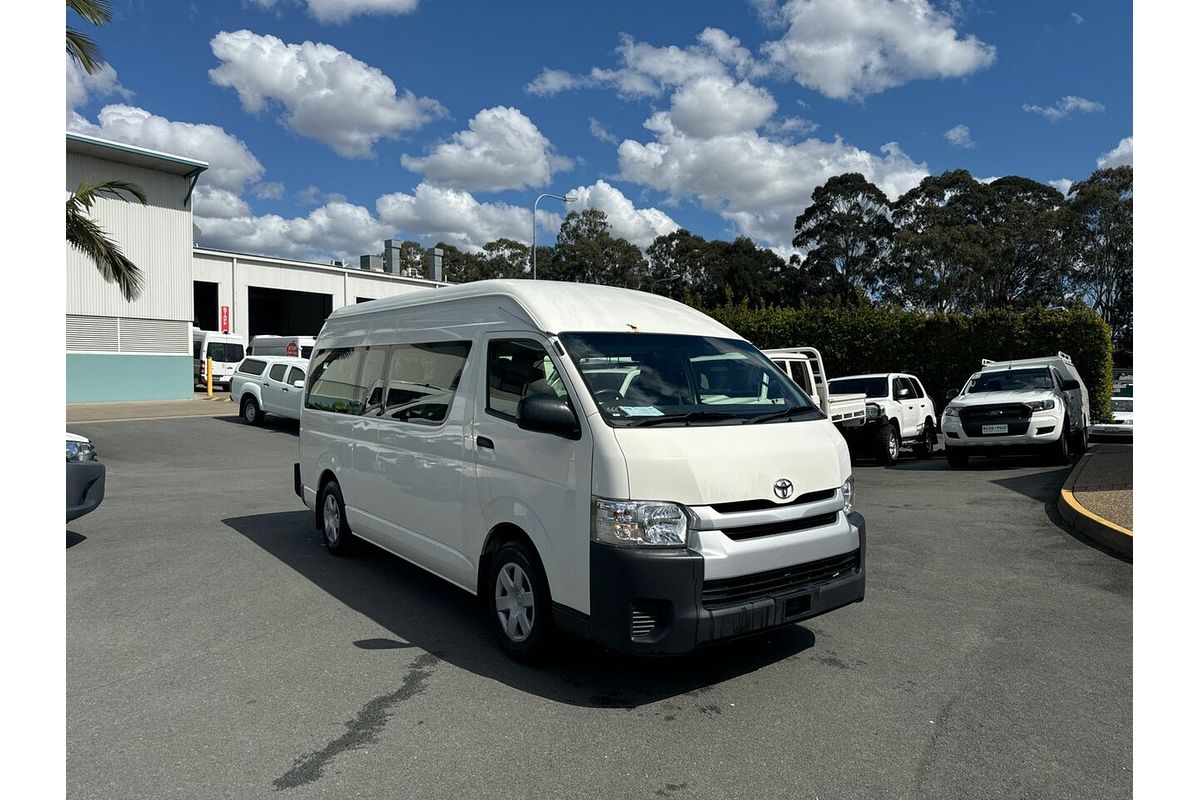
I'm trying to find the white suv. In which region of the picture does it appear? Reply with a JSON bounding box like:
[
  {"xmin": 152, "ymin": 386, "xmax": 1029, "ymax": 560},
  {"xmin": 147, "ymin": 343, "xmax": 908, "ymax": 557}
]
[
  {"xmin": 827, "ymin": 373, "xmax": 938, "ymax": 465},
  {"xmin": 232, "ymin": 356, "xmax": 309, "ymax": 425},
  {"xmin": 941, "ymin": 352, "xmax": 1090, "ymax": 467}
]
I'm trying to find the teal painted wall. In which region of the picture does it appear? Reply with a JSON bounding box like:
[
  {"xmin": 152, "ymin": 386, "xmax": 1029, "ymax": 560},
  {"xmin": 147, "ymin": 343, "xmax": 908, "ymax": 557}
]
[{"xmin": 67, "ymin": 354, "xmax": 193, "ymax": 403}]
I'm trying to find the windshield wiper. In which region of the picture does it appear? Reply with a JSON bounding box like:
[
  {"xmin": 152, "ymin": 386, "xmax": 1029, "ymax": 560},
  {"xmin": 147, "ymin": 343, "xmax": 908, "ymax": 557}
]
[
  {"xmin": 629, "ymin": 411, "xmax": 742, "ymax": 427},
  {"xmin": 746, "ymin": 405, "xmax": 815, "ymax": 424}
]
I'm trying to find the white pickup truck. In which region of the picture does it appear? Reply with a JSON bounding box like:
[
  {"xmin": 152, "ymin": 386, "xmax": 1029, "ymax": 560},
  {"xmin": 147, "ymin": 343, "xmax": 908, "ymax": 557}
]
[
  {"xmin": 827, "ymin": 373, "xmax": 939, "ymax": 465},
  {"xmin": 763, "ymin": 348, "xmax": 869, "ymax": 428}
]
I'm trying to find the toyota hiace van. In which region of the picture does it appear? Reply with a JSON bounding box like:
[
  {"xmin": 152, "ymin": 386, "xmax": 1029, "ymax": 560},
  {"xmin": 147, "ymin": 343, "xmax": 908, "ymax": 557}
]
[{"xmin": 295, "ymin": 281, "xmax": 865, "ymax": 657}]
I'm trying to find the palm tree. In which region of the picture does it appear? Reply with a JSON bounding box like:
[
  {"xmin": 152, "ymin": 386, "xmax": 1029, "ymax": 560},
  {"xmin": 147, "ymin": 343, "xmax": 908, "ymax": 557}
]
[
  {"xmin": 67, "ymin": 181, "xmax": 147, "ymax": 301},
  {"xmin": 67, "ymin": 0, "xmax": 149, "ymax": 301},
  {"xmin": 67, "ymin": 0, "xmax": 111, "ymax": 75}
]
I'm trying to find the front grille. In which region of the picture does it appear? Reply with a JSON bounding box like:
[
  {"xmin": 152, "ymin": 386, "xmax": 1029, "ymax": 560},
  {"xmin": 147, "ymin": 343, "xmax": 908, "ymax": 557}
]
[
  {"xmin": 710, "ymin": 488, "xmax": 837, "ymax": 514},
  {"xmin": 701, "ymin": 550, "xmax": 860, "ymax": 608},
  {"xmin": 722, "ymin": 511, "xmax": 839, "ymax": 541},
  {"xmin": 961, "ymin": 403, "xmax": 1032, "ymax": 436}
]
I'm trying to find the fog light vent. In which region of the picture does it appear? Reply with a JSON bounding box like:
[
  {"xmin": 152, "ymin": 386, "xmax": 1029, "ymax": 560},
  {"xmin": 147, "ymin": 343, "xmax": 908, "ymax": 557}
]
[{"xmin": 631, "ymin": 605, "xmax": 658, "ymax": 639}]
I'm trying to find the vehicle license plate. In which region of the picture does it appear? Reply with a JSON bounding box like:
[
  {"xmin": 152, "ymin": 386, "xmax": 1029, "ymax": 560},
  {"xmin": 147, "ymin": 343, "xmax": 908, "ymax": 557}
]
[{"xmin": 981, "ymin": 424, "xmax": 1008, "ymax": 435}]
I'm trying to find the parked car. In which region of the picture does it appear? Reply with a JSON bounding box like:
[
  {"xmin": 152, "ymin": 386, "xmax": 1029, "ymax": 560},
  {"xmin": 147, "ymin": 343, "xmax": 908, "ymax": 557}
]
[
  {"xmin": 297, "ymin": 281, "xmax": 865, "ymax": 659},
  {"xmin": 248, "ymin": 335, "xmax": 317, "ymax": 359},
  {"xmin": 192, "ymin": 327, "xmax": 247, "ymax": 390},
  {"xmin": 1090, "ymin": 395, "xmax": 1133, "ymax": 439},
  {"xmin": 941, "ymin": 352, "xmax": 1090, "ymax": 467},
  {"xmin": 67, "ymin": 432, "xmax": 105, "ymax": 522},
  {"xmin": 762, "ymin": 347, "xmax": 869, "ymax": 429},
  {"xmin": 827, "ymin": 373, "xmax": 939, "ymax": 465},
  {"xmin": 232, "ymin": 356, "xmax": 309, "ymax": 424}
]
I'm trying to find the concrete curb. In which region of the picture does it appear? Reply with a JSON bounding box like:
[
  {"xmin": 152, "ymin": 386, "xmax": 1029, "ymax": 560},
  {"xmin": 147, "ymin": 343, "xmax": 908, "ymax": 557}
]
[{"xmin": 1057, "ymin": 452, "xmax": 1133, "ymax": 560}]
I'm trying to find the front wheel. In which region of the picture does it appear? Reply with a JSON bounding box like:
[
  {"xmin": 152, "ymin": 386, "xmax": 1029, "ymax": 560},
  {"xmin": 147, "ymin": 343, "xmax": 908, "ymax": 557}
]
[
  {"xmin": 1069, "ymin": 418, "xmax": 1089, "ymax": 455},
  {"xmin": 877, "ymin": 423, "xmax": 900, "ymax": 466},
  {"xmin": 1044, "ymin": 419, "xmax": 1071, "ymax": 465},
  {"xmin": 241, "ymin": 396, "xmax": 264, "ymax": 426},
  {"xmin": 488, "ymin": 541, "xmax": 552, "ymax": 660},
  {"xmin": 318, "ymin": 480, "xmax": 354, "ymax": 555}
]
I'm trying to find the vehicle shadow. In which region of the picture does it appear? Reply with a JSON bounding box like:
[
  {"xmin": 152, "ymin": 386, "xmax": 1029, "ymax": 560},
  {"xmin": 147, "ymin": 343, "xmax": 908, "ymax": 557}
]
[
  {"xmin": 888, "ymin": 452, "xmax": 1077, "ymax": 472},
  {"xmin": 213, "ymin": 414, "xmax": 300, "ymax": 437},
  {"xmin": 66, "ymin": 531, "xmax": 86, "ymax": 549},
  {"xmin": 223, "ymin": 511, "xmax": 816, "ymax": 708}
]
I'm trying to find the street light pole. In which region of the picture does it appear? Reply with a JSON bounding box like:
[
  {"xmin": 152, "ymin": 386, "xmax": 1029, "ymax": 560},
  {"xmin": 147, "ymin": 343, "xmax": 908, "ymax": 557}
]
[{"xmin": 531, "ymin": 192, "xmax": 577, "ymax": 280}]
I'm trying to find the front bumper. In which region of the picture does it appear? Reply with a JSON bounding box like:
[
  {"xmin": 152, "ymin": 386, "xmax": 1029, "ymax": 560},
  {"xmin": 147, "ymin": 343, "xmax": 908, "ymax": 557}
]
[
  {"xmin": 67, "ymin": 461, "xmax": 106, "ymax": 522},
  {"xmin": 577, "ymin": 512, "xmax": 866, "ymax": 654},
  {"xmin": 942, "ymin": 414, "xmax": 1062, "ymax": 448}
]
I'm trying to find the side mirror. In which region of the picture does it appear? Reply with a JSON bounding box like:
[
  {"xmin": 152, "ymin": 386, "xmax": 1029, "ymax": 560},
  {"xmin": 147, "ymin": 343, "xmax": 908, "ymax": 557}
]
[
  {"xmin": 1061, "ymin": 379, "xmax": 1080, "ymax": 391},
  {"xmin": 945, "ymin": 388, "xmax": 959, "ymax": 401},
  {"xmin": 517, "ymin": 394, "xmax": 580, "ymax": 439},
  {"xmin": 293, "ymin": 380, "xmax": 306, "ymax": 389}
]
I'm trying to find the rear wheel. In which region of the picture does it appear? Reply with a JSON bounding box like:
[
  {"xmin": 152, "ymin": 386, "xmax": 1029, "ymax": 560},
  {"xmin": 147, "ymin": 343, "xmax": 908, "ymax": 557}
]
[
  {"xmin": 912, "ymin": 421, "xmax": 937, "ymax": 459},
  {"xmin": 241, "ymin": 396, "xmax": 264, "ymax": 426},
  {"xmin": 877, "ymin": 423, "xmax": 901, "ymax": 466},
  {"xmin": 487, "ymin": 541, "xmax": 552, "ymax": 660},
  {"xmin": 946, "ymin": 447, "xmax": 969, "ymax": 468}
]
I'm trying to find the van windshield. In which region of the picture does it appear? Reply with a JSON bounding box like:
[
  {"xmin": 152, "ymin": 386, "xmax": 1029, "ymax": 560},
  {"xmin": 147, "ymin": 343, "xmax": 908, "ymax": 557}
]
[{"xmin": 559, "ymin": 332, "xmax": 822, "ymax": 426}]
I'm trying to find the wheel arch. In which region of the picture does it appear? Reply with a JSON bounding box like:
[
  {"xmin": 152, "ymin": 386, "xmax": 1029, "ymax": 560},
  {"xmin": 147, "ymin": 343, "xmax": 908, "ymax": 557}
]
[{"xmin": 477, "ymin": 523, "xmax": 549, "ymax": 604}]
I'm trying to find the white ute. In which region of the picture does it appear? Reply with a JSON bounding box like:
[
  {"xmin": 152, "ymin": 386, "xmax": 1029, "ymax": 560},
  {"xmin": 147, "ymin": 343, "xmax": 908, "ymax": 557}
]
[
  {"xmin": 296, "ymin": 281, "xmax": 866, "ymax": 658},
  {"xmin": 232, "ymin": 356, "xmax": 309, "ymax": 424},
  {"xmin": 763, "ymin": 348, "xmax": 869, "ymax": 428},
  {"xmin": 941, "ymin": 352, "xmax": 1090, "ymax": 467},
  {"xmin": 826, "ymin": 373, "xmax": 939, "ymax": 465}
]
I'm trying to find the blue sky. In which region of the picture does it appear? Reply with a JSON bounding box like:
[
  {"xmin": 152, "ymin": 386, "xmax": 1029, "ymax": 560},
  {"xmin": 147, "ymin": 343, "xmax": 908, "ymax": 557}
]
[{"xmin": 66, "ymin": 0, "xmax": 1132, "ymax": 264}]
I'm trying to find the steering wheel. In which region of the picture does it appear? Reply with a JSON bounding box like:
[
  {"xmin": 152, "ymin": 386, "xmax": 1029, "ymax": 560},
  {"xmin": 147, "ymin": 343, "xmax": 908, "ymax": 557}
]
[{"xmin": 592, "ymin": 389, "xmax": 623, "ymax": 406}]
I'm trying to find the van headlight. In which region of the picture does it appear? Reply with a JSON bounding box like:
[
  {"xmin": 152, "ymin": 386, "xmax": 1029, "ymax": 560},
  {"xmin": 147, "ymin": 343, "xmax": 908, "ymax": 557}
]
[
  {"xmin": 1028, "ymin": 399, "xmax": 1056, "ymax": 413},
  {"xmin": 66, "ymin": 439, "xmax": 97, "ymax": 462},
  {"xmin": 842, "ymin": 477, "xmax": 854, "ymax": 514},
  {"xmin": 592, "ymin": 498, "xmax": 688, "ymax": 547}
]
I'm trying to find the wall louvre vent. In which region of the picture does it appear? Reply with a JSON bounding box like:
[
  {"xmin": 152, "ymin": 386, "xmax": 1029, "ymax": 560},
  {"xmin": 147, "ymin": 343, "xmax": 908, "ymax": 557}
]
[
  {"xmin": 66, "ymin": 315, "xmax": 118, "ymax": 352},
  {"xmin": 119, "ymin": 318, "xmax": 190, "ymax": 354}
]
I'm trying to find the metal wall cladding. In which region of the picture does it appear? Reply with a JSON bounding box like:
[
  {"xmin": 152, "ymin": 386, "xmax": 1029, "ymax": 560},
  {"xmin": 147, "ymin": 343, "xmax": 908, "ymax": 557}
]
[
  {"xmin": 66, "ymin": 314, "xmax": 190, "ymax": 354},
  {"xmin": 66, "ymin": 153, "xmax": 193, "ymax": 322}
]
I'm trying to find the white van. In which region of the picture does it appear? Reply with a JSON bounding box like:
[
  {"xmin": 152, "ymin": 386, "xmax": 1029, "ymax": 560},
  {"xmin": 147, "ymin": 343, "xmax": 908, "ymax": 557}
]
[
  {"xmin": 295, "ymin": 281, "xmax": 865, "ymax": 658},
  {"xmin": 248, "ymin": 335, "xmax": 317, "ymax": 359},
  {"xmin": 192, "ymin": 328, "xmax": 246, "ymax": 389}
]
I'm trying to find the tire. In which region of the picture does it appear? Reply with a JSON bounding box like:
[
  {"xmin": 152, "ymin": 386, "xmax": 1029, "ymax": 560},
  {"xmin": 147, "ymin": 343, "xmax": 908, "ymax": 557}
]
[
  {"xmin": 487, "ymin": 541, "xmax": 553, "ymax": 660},
  {"xmin": 945, "ymin": 447, "xmax": 969, "ymax": 468},
  {"xmin": 318, "ymin": 480, "xmax": 354, "ymax": 556},
  {"xmin": 1044, "ymin": 419, "xmax": 1071, "ymax": 465},
  {"xmin": 241, "ymin": 396, "xmax": 264, "ymax": 426},
  {"xmin": 876, "ymin": 423, "xmax": 901, "ymax": 466},
  {"xmin": 912, "ymin": 421, "xmax": 937, "ymax": 459},
  {"xmin": 1070, "ymin": 417, "xmax": 1089, "ymax": 455}
]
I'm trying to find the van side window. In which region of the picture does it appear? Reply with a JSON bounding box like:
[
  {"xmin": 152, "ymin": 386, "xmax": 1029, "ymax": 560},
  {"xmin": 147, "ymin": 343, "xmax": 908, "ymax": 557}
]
[
  {"xmin": 269, "ymin": 363, "xmax": 287, "ymax": 382},
  {"xmin": 380, "ymin": 342, "xmax": 471, "ymax": 424},
  {"xmin": 306, "ymin": 347, "xmax": 368, "ymax": 414},
  {"xmin": 488, "ymin": 339, "xmax": 566, "ymax": 420}
]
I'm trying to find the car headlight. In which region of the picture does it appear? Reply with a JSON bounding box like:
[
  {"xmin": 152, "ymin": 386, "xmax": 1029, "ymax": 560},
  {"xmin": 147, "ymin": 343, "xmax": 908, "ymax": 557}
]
[
  {"xmin": 943, "ymin": 406, "xmax": 960, "ymax": 418},
  {"xmin": 592, "ymin": 497, "xmax": 688, "ymax": 547},
  {"xmin": 1028, "ymin": 399, "xmax": 1056, "ymax": 413},
  {"xmin": 865, "ymin": 403, "xmax": 882, "ymax": 419},
  {"xmin": 66, "ymin": 440, "xmax": 97, "ymax": 462},
  {"xmin": 842, "ymin": 477, "xmax": 854, "ymax": 514}
]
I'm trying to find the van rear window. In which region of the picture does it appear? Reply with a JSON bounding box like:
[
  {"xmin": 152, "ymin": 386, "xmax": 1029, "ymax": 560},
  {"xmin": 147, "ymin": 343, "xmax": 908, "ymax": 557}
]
[{"xmin": 238, "ymin": 359, "xmax": 267, "ymax": 376}]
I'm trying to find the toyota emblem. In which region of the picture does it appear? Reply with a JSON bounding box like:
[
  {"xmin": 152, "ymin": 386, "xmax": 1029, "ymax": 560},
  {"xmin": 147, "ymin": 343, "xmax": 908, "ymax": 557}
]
[{"xmin": 773, "ymin": 478, "xmax": 794, "ymax": 499}]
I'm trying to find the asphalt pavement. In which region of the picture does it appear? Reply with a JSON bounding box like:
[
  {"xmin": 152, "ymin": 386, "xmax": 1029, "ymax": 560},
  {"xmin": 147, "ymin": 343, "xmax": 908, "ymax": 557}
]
[{"xmin": 66, "ymin": 415, "xmax": 1131, "ymax": 800}]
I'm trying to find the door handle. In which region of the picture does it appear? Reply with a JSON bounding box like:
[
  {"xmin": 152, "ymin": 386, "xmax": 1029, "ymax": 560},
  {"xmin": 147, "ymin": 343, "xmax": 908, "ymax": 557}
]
[
  {"xmin": 282, "ymin": 388, "xmax": 289, "ymax": 392},
  {"xmin": 476, "ymin": 436, "xmax": 495, "ymax": 450}
]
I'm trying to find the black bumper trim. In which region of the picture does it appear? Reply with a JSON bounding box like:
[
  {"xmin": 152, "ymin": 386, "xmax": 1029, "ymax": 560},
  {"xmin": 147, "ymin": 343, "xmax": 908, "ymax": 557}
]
[
  {"xmin": 294, "ymin": 463, "xmax": 303, "ymax": 500},
  {"xmin": 67, "ymin": 461, "xmax": 106, "ymax": 522}
]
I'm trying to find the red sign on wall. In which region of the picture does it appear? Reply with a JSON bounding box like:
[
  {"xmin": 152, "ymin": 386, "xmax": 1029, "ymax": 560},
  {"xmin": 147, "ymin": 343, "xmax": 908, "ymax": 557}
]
[
  {"xmin": 285, "ymin": 340, "xmax": 299, "ymax": 357},
  {"xmin": 220, "ymin": 305, "xmax": 230, "ymax": 333}
]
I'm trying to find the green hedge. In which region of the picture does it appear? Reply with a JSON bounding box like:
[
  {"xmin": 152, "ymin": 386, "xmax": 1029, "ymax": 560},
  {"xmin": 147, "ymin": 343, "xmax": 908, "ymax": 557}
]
[{"xmin": 705, "ymin": 304, "xmax": 1114, "ymax": 423}]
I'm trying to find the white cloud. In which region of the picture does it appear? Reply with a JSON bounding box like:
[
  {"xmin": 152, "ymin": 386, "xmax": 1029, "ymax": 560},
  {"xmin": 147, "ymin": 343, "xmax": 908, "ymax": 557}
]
[
  {"xmin": 1071, "ymin": 12, "xmax": 1085, "ymax": 25},
  {"xmin": 306, "ymin": 0, "xmax": 420, "ymax": 24},
  {"xmin": 376, "ymin": 183, "xmax": 543, "ymax": 251},
  {"xmin": 67, "ymin": 104, "xmax": 265, "ymax": 194},
  {"xmin": 195, "ymin": 200, "xmax": 394, "ymax": 262},
  {"xmin": 526, "ymin": 28, "xmax": 765, "ymax": 99},
  {"xmin": 565, "ymin": 180, "xmax": 680, "ymax": 248},
  {"xmin": 1096, "ymin": 136, "xmax": 1132, "ymax": 169},
  {"xmin": 618, "ymin": 112, "xmax": 927, "ymax": 252},
  {"xmin": 208, "ymin": 30, "xmax": 446, "ymax": 158},
  {"xmin": 66, "ymin": 55, "xmax": 131, "ymax": 124},
  {"xmin": 1048, "ymin": 178, "xmax": 1073, "ymax": 196},
  {"xmin": 589, "ymin": 117, "xmax": 618, "ymax": 144},
  {"xmin": 253, "ymin": 181, "xmax": 285, "ymax": 199},
  {"xmin": 400, "ymin": 106, "xmax": 572, "ymax": 192},
  {"xmin": 762, "ymin": 0, "xmax": 997, "ymax": 100},
  {"xmin": 765, "ymin": 116, "xmax": 820, "ymax": 138},
  {"xmin": 668, "ymin": 76, "xmax": 777, "ymax": 138},
  {"xmin": 944, "ymin": 123, "xmax": 974, "ymax": 148},
  {"xmin": 193, "ymin": 187, "xmax": 253, "ymax": 220},
  {"xmin": 1023, "ymin": 95, "xmax": 1105, "ymax": 122}
]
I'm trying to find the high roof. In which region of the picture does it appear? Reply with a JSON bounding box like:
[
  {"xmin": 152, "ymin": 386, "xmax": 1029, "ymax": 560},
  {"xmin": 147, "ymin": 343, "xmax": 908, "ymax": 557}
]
[
  {"xmin": 329, "ymin": 279, "xmax": 739, "ymax": 338},
  {"xmin": 67, "ymin": 131, "xmax": 209, "ymax": 177}
]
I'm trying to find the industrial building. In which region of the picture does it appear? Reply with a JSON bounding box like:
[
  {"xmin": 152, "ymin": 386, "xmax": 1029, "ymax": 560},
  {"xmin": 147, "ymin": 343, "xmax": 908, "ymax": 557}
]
[{"xmin": 66, "ymin": 132, "xmax": 446, "ymax": 403}]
